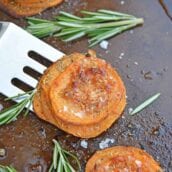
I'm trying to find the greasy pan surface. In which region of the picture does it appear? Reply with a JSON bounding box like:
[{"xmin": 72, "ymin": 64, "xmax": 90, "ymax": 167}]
[{"xmin": 0, "ymin": 0, "xmax": 172, "ymax": 171}]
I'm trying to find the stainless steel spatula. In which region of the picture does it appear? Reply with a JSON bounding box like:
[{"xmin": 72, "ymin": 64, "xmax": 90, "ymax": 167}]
[{"xmin": 0, "ymin": 22, "xmax": 64, "ymax": 98}]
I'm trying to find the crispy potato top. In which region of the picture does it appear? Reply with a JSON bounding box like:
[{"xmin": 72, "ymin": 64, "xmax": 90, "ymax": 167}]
[
  {"xmin": 50, "ymin": 55, "xmax": 125, "ymax": 125},
  {"xmin": 86, "ymin": 146, "xmax": 162, "ymax": 172},
  {"xmin": 0, "ymin": 0, "xmax": 63, "ymax": 17}
]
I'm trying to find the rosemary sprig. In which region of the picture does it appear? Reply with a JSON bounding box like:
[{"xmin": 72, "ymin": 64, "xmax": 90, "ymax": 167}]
[
  {"xmin": 0, "ymin": 90, "xmax": 35, "ymax": 126},
  {"xmin": 49, "ymin": 139, "xmax": 81, "ymax": 172},
  {"xmin": 26, "ymin": 9, "xmax": 144, "ymax": 47},
  {"xmin": 130, "ymin": 93, "xmax": 161, "ymax": 115},
  {"xmin": 0, "ymin": 165, "xmax": 17, "ymax": 172}
]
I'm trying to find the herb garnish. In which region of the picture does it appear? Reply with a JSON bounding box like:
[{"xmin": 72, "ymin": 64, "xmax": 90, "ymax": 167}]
[
  {"xmin": 48, "ymin": 139, "xmax": 81, "ymax": 172},
  {"xmin": 130, "ymin": 93, "xmax": 161, "ymax": 115},
  {"xmin": 0, "ymin": 90, "xmax": 35, "ymax": 126},
  {"xmin": 27, "ymin": 9, "xmax": 144, "ymax": 47},
  {"xmin": 0, "ymin": 165, "xmax": 17, "ymax": 172}
]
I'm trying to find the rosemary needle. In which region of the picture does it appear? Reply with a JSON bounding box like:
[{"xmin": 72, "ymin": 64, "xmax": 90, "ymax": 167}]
[
  {"xmin": 0, "ymin": 90, "xmax": 35, "ymax": 126},
  {"xmin": 130, "ymin": 93, "xmax": 161, "ymax": 115},
  {"xmin": 0, "ymin": 165, "xmax": 17, "ymax": 172},
  {"xmin": 49, "ymin": 139, "xmax": 81, "ymax": 172},
  {"xmin": 27, "ymin": 9, "xmax": 144, "ymax": 46}
]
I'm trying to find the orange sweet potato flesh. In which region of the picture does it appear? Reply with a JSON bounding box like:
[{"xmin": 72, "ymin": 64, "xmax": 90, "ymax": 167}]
[
  {"xmin": 33, "ymin": 52, "xmax": 126, "ymax": 138},
  {"xmin": 50, "ymin": 55, "xmax": 126, "ymax": 125},
  {"xmin": 0, "ymin": 0, "xmax": 63, "ymax": 18},
  {"xmin": 86, "ymin": 146, "xmax": 162, "ymax": 172},
  {"xmin": 40, "ymin": 53, "xmax": 84, "ymax": 100},
  {"xmin": 40, "ymin": 83, "xmax": 125, "ymax": 138}
]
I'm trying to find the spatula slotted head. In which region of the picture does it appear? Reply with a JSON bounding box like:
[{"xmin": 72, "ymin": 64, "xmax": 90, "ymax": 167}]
[{"xmin": 0, "ymin": 22, "xmax": 64, "ymax": 98}]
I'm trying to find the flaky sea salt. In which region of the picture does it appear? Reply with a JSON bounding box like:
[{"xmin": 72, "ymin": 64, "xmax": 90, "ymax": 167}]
[
  {"xmin": 74, "ymin": 111, "xmax": 85, "ymax": 118},
  {"xmin": 118, "ymin": 52, "xmax": 125, "ymax": 59},
  {"xmin": 134, "ymin": 61, "xmax": 138, "ymax": 65},
  {"xmin": 63, "ymin": 106, "xmax": 68, "ymax": 112},
  {"xmin": 80, "ymin": 140, "xmax": 88, "ymax": 149},
  {"xmin": 0, "ymin": 148, "xmax": 6, "ymax": 157},
  {"xmin": 130, "ymin": 30, "xmax": 134, "ymax": 34},
  {"xmin": 123, "ymin": 168, "xmax": 129, "ymax": 172},
  {"xmin": 121, "ymin": 1, "xmax": 125, "ymax": 5},
  {"xmin": 0, "ymin": 104, "xmax": 3, "ymax": 111},
  {"xmin": 135, "ymin": 160, "xmax": 142, "ymax": 168},
  {"xmin": 128, "ymin": 108, "xmax": 133, "ymax": 114},
  {"xmin": 99, "ymin": 40, "xmax": 109, "ymax": 50},
  {"xmin": 99, "ymin": 138, "xmax": 115, "ymax": 149},
  {"xmin": 120, "ymin": 52, "xmax": 125, "ymax": 56}
]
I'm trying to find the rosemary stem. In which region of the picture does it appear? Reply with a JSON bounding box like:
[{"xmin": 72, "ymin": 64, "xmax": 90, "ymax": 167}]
[
  {"xmin": 50, "ymin": 139, "xmax": 81, "ymax": 172},
  {"xmin": 26, "ymin": 9, "xmax": 144, "ymax": 46},
  {"xmin": 86, "ymin": 18, "xmax": 144, "ymax": 29},
  {"xmin": 0, "ymin": 90, "xmax": 35, "ymax": 126},
  {"xmin": 57, "ymin": 18, "xmax": 143, "ymax": 29},
  {"xmin": 5, "ymin": 90, "xmax": 35, "ymax": 101}
]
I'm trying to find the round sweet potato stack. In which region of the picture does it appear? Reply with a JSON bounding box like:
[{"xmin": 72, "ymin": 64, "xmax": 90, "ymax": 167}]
[
  {"xmin": 86, "ymin": 146, "xmax": 162, "ymax": 172},
  {"xmin": 33, "ymin": 51, "xmax": 126, "ymax": 138},
  {"xmin": 0, "ymin": 0, "xmax": 63, "ymax": 18}
]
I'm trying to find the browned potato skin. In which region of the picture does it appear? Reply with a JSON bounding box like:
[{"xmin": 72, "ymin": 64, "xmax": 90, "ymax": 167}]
[
  {"xmin": 33, "ymin": 85, "xmax": 47, "ymax": 121},
  {"xmin": 86, "ymin": 146, "xmax": 162, "ymax": 172},
  {"xmin": 0, "ymin": 0, "xmax": 63, "ymax": 18}
]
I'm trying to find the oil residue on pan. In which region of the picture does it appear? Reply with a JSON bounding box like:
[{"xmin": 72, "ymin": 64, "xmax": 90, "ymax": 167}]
[{"xmin": 0, "ymin": 0, "xmax": 172, "ymax": 171}]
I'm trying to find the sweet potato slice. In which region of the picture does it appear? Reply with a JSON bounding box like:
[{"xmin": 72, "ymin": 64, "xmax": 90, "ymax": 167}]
[
  {"xmin": 38, "ymin": 84, "xmax": 125, "ymax": 138},
  {"xmin": 86, "ymin": 146, "xmax": 162, "ymax": 172},
  {"xmin": 50, "ymin": 55, "xmax": 126, "ymax": 125},
  {"xmin": 33, "ymin": 52, "xmax": 126, "ymax": 138},
  {"xmin": 0, "ymin": 0, "xmax": 63, "ymax": 18}
]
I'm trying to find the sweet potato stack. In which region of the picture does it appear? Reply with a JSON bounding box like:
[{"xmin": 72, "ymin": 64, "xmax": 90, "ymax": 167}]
[
  {"xmin": 33, "ymin": 51, "xmax": 126, "ymax": 138},
  {"xmin": 0, "ymin": 0, "xmax": 63, "ymax": 18},
  {"xmin": 86, "ymin": 146, "xmax": 162, "ymax": 171}
]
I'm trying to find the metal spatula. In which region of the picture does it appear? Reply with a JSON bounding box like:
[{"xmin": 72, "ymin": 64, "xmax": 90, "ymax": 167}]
[{"xmin": 0, "ymin": 22, "xmax": 64, "ymax": 98}]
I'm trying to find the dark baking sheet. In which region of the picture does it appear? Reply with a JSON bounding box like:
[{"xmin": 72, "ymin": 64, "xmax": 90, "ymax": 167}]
[{"xmin": 0, "ymin": 0, "xmax": 172, "ymax": 171}]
